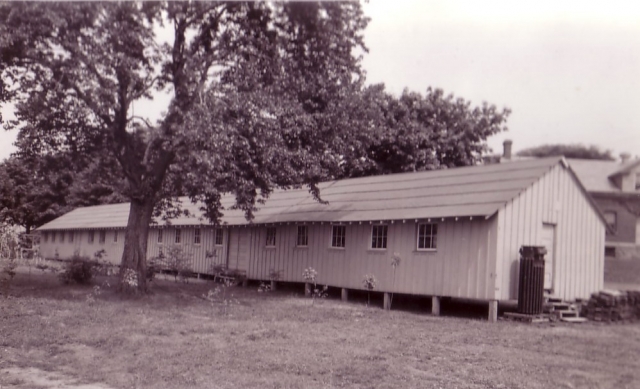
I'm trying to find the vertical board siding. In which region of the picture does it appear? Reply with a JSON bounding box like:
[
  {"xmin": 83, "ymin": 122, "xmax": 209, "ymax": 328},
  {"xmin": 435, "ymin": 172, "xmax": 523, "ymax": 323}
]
[
  {"xmin": 244, "ymin": 220, "xmax": 493, "ymax": 299},
  {"xmin": 41, "ymin": 220, "xmax": 495, "ymax": 300},
  {"xmin": 39, "ymin": 229, "xmax": 125, "ymax": 265},
  {"xmin": 496, "ymin": 164, "xmax": 605, "ymax": 301}
]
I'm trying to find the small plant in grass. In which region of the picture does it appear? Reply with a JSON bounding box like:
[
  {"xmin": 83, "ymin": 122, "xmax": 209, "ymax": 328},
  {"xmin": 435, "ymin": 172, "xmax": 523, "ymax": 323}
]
[
  {"xmin": 389, "ymin": 252, "xmax": 401, "ymax": 309},
  {"xmin": 203, "ymin": 277, "xmax": 238, "ymax": 315},
  {"xmin": 302, "ymin": 267, "xmax": 328, "ymax": 304},
  {"xmin": 86, "ymin": 285, "xmax": 103, "ymax": 304},
  {"xmin": 257, "ymin": 282, "xmax": 272, "ymax": 293},
  {"xmin": 121, "ymin": 268, "xmax": 139, "ymax": 292},
  {"xmin": 362, "ymin": 274, "xmax": 377, "ymax": 307}
]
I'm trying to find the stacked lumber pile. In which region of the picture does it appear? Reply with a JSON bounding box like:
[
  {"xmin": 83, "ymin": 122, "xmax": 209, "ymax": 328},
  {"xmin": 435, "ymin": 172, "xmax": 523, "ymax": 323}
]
[{"xmin": 582, "ymin": 290, "xmax": 640, "ymax": 323}]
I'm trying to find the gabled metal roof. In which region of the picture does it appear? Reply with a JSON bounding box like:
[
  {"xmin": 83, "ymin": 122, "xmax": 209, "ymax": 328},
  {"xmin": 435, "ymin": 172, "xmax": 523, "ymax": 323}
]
[{"xmin": 38, "ymin": 157, "xmax": 564, "ymax": 230}]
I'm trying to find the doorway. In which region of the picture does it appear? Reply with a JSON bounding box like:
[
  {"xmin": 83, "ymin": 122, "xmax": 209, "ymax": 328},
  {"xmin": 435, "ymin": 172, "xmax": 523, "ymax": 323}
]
[{"xmin": 541, "ymin": 223, "xmax": 556, "ymax": 291}]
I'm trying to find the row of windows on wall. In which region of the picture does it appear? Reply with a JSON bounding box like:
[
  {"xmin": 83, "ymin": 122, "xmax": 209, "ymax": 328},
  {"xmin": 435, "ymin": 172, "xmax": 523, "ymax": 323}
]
[
  {"xmin": 265, "ymin": 223, "xmax": 438, "ymax": 250},
  {"xmin": 41, "ymin": 223, "xmax": 439, "ymax": 250},
  {"xmin": 41, "ymin": 230, "xmax": 117, "ymax": 244},
  {"xmin": 41, "ymin": 228, "xmax": 226, "ymax": 246},
  {"xmin": 156, "ymin": 228, "xmax": 224, "ymax": 246}
]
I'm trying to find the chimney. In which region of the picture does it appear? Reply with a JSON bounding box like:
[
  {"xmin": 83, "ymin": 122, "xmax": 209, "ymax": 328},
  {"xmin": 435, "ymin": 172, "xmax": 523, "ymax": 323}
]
[
  {"xmin": 503, "ymin": 139, "xmax": 513, "ymax": 160},
  {"xmin": 620, "ymin": 152, "xmax": 631, "ymax": 164}
]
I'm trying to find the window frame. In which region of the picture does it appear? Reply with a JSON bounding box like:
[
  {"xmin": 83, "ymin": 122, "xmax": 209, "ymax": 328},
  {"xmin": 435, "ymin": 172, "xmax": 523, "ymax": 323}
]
[
  {"xmin": 296, "ymin": 225, "xmax": 309, "ymax": 247},
  {"xmin": 88, "ymin": 231, "xmax": 95, "ymax": 244},
  {"xmin": 417, "ymin": 223, "xmax": 438, "ymax": 251},
  {"xmin": 604, "ymin": 211, "xmax": 617, "ymax": 234},
  {"xmin": 265, "ymin": 227, "xmax": 276, "ymax": 248},
  {"xmin": 51, "ymin": 231, "xmax": 56, "ymax": 243},
  {"xmin": 215, "ymin": 228, "xmax": 224, "ymax": 246},
  {"xmin": 157, "ymin": 229, "xmax": 163, "ymax": 244},
  {"xmin": 175, "ymin": 229, "xmax": 181, "ymax": 244},
  {"xmin": 370, "ymin": 225, "xmax": 388, "ymax": 250},
  {"xmin": 330, "ymin": 225, "xmax": 346, "ymax": 248},
  {"xmin": 194, "ymin": 228, "xmax": 201, "ymax": 245},
  {"xmin": 99, "ymin": 230, "xmax": 106, "ymax": 244},
  {"xmin": 60, "ymin": 231, "xmax": 65, "ymax": 243},
  {"xmin": 68, "ymin": 231, "xmax": 74, "ymax": 243},
  {"xmin": 113, "ymin": 230, "xmax": 118, "ymax": 243}
]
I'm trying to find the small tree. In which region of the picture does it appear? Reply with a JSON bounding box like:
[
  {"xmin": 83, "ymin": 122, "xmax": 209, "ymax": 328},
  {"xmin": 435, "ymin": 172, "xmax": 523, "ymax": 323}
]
[
  {"xmin": 362, "ymin": 274, "xmax": 377, "ymax": 307},
  {"xmin": 389, "ymin": 252, "xmax": 401, "ymax": 309},
  {"xmin": 302, "ymin": 267, "xmax": 327, "ymax": 305}
]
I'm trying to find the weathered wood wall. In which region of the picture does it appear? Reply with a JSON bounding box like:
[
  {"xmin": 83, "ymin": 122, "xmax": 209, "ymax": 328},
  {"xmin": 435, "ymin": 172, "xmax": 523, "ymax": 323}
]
[
  {"xmin": 496, "ymin": 163, "xmax": 605, "ymax": 301},
  {"xmin": 39, "ymin": 229, "xmax": 125, "ymax": 264},
  {"xmin": 242, "ymin": 219, "xmax": 496, "ymax": 300}
]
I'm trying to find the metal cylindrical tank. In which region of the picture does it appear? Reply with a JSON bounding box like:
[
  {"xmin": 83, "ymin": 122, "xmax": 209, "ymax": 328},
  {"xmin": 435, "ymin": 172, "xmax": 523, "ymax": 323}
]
[{"xmin": 517, "ymin": 246, "xmax": 547, "ymax": 314}]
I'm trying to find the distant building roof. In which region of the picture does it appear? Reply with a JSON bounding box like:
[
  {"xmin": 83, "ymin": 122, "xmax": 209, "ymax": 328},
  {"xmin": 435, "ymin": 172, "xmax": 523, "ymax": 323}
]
[
  {"xmin": 38, "ymin": 157, "xmax": 566, "ymax": 230},
  {"xmin": 569, "ymin": 158, "xmax": 640, "ymax": 193}
]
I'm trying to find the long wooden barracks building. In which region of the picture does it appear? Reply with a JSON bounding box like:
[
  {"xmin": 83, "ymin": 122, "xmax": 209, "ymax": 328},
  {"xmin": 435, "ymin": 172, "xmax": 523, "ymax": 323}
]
[{"xmin": 37, "ymin": 157, "xmax": 607, "ymax": 320}]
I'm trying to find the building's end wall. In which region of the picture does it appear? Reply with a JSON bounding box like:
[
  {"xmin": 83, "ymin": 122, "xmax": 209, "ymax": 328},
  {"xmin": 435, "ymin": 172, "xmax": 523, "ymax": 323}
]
[{"xmin": 496, "ymin": 164, "xmax": 605, "ymax": 301}]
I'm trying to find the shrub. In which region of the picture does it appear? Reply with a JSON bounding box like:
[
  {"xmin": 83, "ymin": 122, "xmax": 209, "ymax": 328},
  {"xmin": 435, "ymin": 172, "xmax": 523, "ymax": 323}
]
[
  {"xmin": 58, "ymin": 256, "xmax": 100, "ymax": 285},
  {"xmin": 1, "ymin": 256, "xmax": 18, "ymax": 297},
  {"xmin": 146, "ymin": 255, "xmax": 162, "ymax": 282},
  {"xmin": 362, "ymin": 274, "xmax": 377, "ymax": 307},
  {"xmin": 160, "ymin": 246, "xmax": 193, "ymax": 282}
]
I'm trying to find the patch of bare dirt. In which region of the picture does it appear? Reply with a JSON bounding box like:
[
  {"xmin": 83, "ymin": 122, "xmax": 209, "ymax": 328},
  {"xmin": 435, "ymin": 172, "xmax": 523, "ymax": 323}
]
[{"xmin": 0, "ymin": 367, "xmax": 114, "ymax": 389}]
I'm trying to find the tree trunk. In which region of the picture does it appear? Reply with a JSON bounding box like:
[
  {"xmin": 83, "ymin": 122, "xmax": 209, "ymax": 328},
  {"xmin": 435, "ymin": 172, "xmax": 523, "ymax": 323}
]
[{"xmin": 119, "ymin": 199, "xmax": 155, "ymax": 292}]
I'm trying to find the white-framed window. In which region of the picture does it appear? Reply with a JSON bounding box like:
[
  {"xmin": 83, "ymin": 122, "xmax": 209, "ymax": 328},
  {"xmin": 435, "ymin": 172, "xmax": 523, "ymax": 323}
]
[
  {"xmin": 88, "ymin": 231, "xmax": 95, "ymax": 244},
  {"xmin": 371, "ymin": 225, "xmax": 388, "ymax": 249},
  {"xmin": 417, "ymin": 223, "xmax": 438, "ymax": 250},
  {"xmin": 99, "ymin": 230, "xmax": 106, "ymax": 244},
  {"xmin": 215, "ymin": 228, "xmax": 224, "ymax": 246},
  {"xmin": 42, "ymin": 232, "xmax": 48, "ymax": 243},
  {"xmin": 175, "ymin": 229, "xmax": 181, "ymax": 244},
  {"xmin": 297, "ymin": 225, "xmax": 308, "ymax": 247},
  {"xmin": 113, "ymin": 231, "xmax": 118, "ymax": 243},
  {"xmin": 51, "ymin": 231, "xmax": 56, "ymax": 243},
  {"xmin": 60, "ymin": 231, "xmax": 65, "ymax": 243},
  {"xmin": 68, "ymin": 231, "xmax": 74, "ymax": 243},
  {"xmin": 331, "ymin": 225, "xmax": 346, "ymax": 248},
  {"xmin": 194, "ymin": 228, "xmax": 201, "ymax": 245},
  {"xmin": 266, "ymin": 227, "xmax": 276, "ymax": 247},
  {"xmin": 604, "ymin": 211, "xmax": 617, "ymax": 234},
  {"xmin": 157, "ymin": 229, "xmax": 163, "ymax": 244}
]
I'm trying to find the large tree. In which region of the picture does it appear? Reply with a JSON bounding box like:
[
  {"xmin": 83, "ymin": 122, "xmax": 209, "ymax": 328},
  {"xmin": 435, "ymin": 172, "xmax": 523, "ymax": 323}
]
[
  {"xmin": 0, "ymin": 1, "xmax": 369, "ymax": 291},
  {"xmin": 334, "ymin": 85, "xmax": 511, "ymax": 177}
]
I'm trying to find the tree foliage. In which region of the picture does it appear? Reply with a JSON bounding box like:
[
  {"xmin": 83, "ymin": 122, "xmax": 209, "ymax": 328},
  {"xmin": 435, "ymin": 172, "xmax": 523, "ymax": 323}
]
[
  {"xmin": 0, "ymin": 1, "xmax": 370, "ymax": 291},
  {"xmin": 1, "ymin": 2, "xmax": 511, "ymax": 293},
  {"xmin": 334, "ymin": 85, "xmax": 511, "ymax": 177},
  {"xmin": 517, "ymin": 144, "xmax": 615, "ymax": 161}
]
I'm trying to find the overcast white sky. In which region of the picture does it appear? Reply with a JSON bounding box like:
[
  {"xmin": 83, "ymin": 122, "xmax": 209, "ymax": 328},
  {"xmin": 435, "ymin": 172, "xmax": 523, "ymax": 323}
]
[{"xmin": 1, "ymin": 0, "xmax": 639, "ymax": 161}]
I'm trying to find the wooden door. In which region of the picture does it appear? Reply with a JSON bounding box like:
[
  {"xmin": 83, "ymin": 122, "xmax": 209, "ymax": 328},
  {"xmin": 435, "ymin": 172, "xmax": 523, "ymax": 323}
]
[
  {"xmin": 228, "ymin": 228, "xmax": 250, "ymax": 271},
  {"xmin": 541, "ymin": 223, "xmax": 556, "ymax": 291}
]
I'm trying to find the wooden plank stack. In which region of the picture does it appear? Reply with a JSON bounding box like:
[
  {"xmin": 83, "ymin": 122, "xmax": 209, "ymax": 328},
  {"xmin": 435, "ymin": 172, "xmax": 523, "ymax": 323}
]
[{"xmin": 581, "ymin": 290, "xmax": 640, "ymax": 323}]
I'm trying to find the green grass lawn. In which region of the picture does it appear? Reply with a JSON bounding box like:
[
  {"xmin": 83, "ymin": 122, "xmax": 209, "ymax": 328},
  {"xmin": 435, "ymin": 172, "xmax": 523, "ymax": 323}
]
[{"xmin": 1, "ymin": 267, "xmax": 639, "ymax": 389}]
